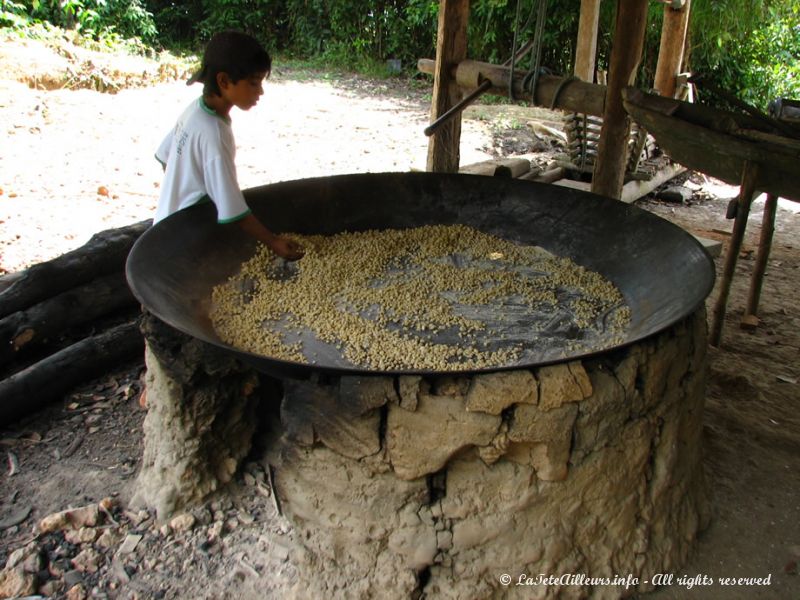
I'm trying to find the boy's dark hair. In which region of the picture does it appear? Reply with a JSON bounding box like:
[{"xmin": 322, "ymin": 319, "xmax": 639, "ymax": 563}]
[{"xmin": 187, "ymin": 31, "xmax": 272, "ymax": 96}]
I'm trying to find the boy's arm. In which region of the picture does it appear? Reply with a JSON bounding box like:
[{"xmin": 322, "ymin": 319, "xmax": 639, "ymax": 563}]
[{"xmin": 236, "ymin": 213, "xmax": 304, "ymax": 261}]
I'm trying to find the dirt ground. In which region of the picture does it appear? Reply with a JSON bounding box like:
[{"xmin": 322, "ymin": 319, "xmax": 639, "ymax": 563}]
[{"xmin": 1, "ymin": 38, "xmax": 799, "ymax": 599}]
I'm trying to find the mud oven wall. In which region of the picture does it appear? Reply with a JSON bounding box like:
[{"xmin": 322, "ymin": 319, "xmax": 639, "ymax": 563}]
[{"xmin": 136, "ymin": 308, "xmax": 710, "ymax": 600}]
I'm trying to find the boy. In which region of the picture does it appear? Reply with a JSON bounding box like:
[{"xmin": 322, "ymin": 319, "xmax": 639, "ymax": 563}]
[
  {"xmin": 154, "ymin": 30, "xmax": 303, "ymax": 260},
  {"xmin": 135, "ymin": 35, "xmax": 302, "ymax": 509}
]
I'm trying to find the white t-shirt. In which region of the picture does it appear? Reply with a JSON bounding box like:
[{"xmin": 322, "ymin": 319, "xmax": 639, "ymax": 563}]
[{"xmin": 154, "ymin": 98, "xmax": 250, "ymax": 224}]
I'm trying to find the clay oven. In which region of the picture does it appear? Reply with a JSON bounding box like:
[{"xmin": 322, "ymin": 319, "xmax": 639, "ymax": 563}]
[{"xmin": 127, "ymin": 173, "xmax": 714, "ymax": 598}]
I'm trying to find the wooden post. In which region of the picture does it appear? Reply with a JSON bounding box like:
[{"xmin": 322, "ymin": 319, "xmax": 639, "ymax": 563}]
[
  {"xmin": 591, "ymin": 0, "xmax": 649, "ymax": 199},
  {"xmin": 574, "ymin": 0, "xmax": 602, "ymax": 82},
  {"xmin": 744, "ymin": 193, "xmax": 779, "ymax": 319},
  {"xmin": 426, "ymin": 0, "xmax": 469, "ymax": 173},
  {"xmin": 710, "ymin": 161, "xmax": 760, "ymax": 346},
  {"xmin": 654, "ymin": 0, "xmax": 691, "ymax": 97}
]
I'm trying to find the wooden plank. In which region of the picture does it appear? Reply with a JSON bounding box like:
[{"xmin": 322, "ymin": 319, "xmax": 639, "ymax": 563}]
[
  {"xmin": 574, "ymin": 0, "xmax": 602, "ymax": 82},
  {"xmin": 426, "ymin": 0, "xmax": 470, "ymax": 173},
  {"xmin": 591, "ymin": 0, "xmax": 649, "ymax": 199},
  {"xmin": 619, "ymin": 163, "xmax": 686, "ymax": 203},
  {"xmin": 654, "ymin": 0, "xmax": 692, "ymax": 97},
  {"xmin": 622, "ymin": 88, "xmax": 800, "ymax": 202}
]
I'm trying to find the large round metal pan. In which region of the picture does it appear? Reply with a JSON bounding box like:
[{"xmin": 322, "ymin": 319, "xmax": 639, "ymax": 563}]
[{"xmin": 126, "ymin": 172, "xmax": 715, "ymax": 378}]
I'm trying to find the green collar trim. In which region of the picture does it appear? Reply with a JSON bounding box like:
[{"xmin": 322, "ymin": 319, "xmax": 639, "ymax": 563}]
[{"xmin": 199, "ymin": 97, "xmax": 231, "ymax": 124}]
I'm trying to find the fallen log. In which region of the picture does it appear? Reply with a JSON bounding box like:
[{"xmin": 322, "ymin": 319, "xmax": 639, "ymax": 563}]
[
  {"xmin": 0, "ymin": 272, "xmax": 24, "ymax": 294},
  {"xmin": 519, "ymin": 166, "xmax": 566, "ymax": 183},
  {"xmin": 0, "ymin": 320, "xmax": 144, "ymax": 427},
  {"xmin": 459, "ymin": 157, "xmax": 532, "ymax": 178},
  {"xmin": 0, "ymin": 271, "xmax": 138, "ymax": 367},
  {"xmin": 0, "ymin": 220, "xmax": 150, "ymax": 319}
]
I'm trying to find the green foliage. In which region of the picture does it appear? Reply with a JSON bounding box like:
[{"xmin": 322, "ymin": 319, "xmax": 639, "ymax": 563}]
[
  {"xmin": 195, "ymin": 0, "xmax": 288, "ymax": 50},
  {"xmin": 283, "ymin": 0, "xmax": 438, "ymax": 71},
  {"xmin": 1, "ymin": 1, "xmax": 28, "ymax": 27},
  {"xmin": 143, "ymin": 1, "xmax": 203, "ymax": 50},
  {"xmin": 689, "ymin": 1, "xmax": 799, "ymax": 110},
  {"xmin": 454, "ymin": 0, "xmax": 571, "ymax": 79},
  {"xmin": 3, "ymin": 0, "xmax": 797, "ymax": 108},
  {"xmin": 2, "ymin": 0, "xmax": 157, "ymax": 45}
]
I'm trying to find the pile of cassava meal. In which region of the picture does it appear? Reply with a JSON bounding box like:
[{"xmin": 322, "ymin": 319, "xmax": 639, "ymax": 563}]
[{"xmin": 210, "ymin": 224, "xmax": 630, "ymax": 370}]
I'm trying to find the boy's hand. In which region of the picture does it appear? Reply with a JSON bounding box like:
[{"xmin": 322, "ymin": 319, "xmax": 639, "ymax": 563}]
[
  {"xmin": 270, "ymin": 236, "xmax": 305, "ymax": 261},
  {"xmin": 236, "ymin": 214, "xmax": 304, "ymax": 260}
]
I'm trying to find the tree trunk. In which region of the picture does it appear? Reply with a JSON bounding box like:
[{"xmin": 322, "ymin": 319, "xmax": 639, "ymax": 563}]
[
  {"xmin": 0, "ymin": 272, "xmax": 138, "ymax": 367},
  {"xmin": 0, "ymin": 320, "xmax": 144, "ymax": 427},
  {"xmin": 0, "ymin": 220, "xmax": 150, "ymax": 319}
]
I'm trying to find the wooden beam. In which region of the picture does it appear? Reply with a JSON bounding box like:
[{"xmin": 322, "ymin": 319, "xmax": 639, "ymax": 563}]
[
  {"xmin": 418, "ymin": 59, "xmax": 607, "ymax": 116},
  {"xmin": 591, "ymin": 0, "xmax": 649, "ymax": 199},
  {"xmin": 654, "ymin": 0, "xmax": 691, "ymax": 97},
  {"xmin": 426, "ymin": 0, "xmax": 470, "ymax": 173},
  {"xmin": 574, "ymin": 0, "xmax": 602, "ymax": 82}
]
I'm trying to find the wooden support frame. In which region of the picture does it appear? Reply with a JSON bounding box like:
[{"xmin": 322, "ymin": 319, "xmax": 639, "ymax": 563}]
[
  {"xmin": 418, "ymin": 59, "xmax": 607, "ymax": 116},
  {"xmin": 591, "ymin": 0, "xmax": 649, "ymax": 199},
  {"xmin": 710, "ymin": 161, "xmax": 760, "ymax": 346},
  {"xmin": 426, "ymin": 0, "xmax": 470, "ymax": 173},
  {"xmin": 744, "ymin": 193, "xmax": 779, "ymax": 320},
  {"xmin": 654, "ymin": 0, "xmax": 692, "ymax": 97}
]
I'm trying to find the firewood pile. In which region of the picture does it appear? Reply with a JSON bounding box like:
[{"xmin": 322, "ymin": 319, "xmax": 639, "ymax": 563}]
[
  {"xmin": 0, "ymin": 221, "xmax": 150, "ymax": 427},
  {"xmin": 458, "ymin": 156, "xmax": 566, "ymax": 183}
]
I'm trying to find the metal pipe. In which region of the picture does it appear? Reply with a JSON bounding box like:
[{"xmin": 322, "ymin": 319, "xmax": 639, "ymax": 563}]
[{"xmin": 424, "ymin": 79, "xmax": 493, "ymax": 137}]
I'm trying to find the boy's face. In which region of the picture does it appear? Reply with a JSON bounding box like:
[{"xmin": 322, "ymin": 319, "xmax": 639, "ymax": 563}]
[{"xmin": 219, "ymin": 70, "xmax": 268, "ymax": 111}]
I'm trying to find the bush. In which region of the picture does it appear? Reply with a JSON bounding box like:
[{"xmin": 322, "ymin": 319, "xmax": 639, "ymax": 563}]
[
  {"xmin": 2, "ymin": 0, "xmax": 158, "ymax": 45},
  {"xmin": 284, "ymin": 0, "xmax": 438, "ymax": 69},
  {"xmin": 686, "ymin": 1, "xmax": 799, "ymax": 110}
]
